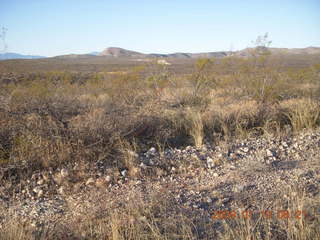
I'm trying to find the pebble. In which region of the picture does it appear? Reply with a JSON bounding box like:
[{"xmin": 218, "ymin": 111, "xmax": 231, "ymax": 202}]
[
  {"xmin": 33, "ymin": 186, "xmax": 42, "ymax": 194},
  {"xmin": 121, "ymin": 169, "xmax": 128, "ymax": 177},
  {"xmin": 86, "ymin": 178, "xmax": 95, "ymax": 186},
  {"xmin": 266, "ymin": 149, "xmax": 274, "ymax": 157},
  {"xmin": 60, "ymin": 168, "xmax": 69, "ymax": 178},
  {"xmin": 148, "ymin": 147, "xmax": 156, "ymax": 155},
  {"xmin": 206, "ymin": 157, "xmax": 214, "ymax": 168},
  {"xmin": 242, "ymin": 147, "xmax": 249, "ymax": 153},
  {"xmin": 37, "ymin": 179, "xmax": 44, "ymax": 185},
  {"xmin": 105, "ymin": 175, "xmax": 112, "ymax": 182}
]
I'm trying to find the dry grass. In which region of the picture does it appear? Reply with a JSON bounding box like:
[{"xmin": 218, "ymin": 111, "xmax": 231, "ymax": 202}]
[
  {"xmin": 183, "ymin": 108, "xmax": 204, "ymax": 148},
  {"xmin": 1, "ymin": 183, "xmax": 318, "ymax": 240},
  {"xmin": 0, "ymin": 59, "xmax": 319, "ymax": 172},
  {"xmin": 281, "ymin": 98, "xmax": 320, "ymax": 132},
  {"xmin": 220, "ymin": 185, "xmax": 320, "ymax": 240}
]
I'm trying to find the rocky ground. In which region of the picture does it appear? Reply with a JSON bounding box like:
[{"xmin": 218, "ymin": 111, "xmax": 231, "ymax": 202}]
[{"xmin": 0, "ymin": 129, "xmax": 319, "ymax": 239}]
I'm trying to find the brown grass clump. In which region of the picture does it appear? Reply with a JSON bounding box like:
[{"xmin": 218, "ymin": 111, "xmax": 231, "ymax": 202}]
[{"xmin": 280, "ymin": 98, "xmax": 320, "ymax": 132}]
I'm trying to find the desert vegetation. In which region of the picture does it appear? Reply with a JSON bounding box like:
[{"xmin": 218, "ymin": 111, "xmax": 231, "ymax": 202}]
[
  {"xmin": 1, "ymin": 50, "xmax": 319, "ymax": 168},
  {"xmin": 0, "ymin": 45, "xmax": 320, "ymax": 239}
]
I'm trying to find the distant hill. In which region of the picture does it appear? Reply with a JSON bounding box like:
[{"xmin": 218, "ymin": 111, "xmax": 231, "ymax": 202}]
[
  {"xmin": 0, "ymin": 52, "xmax": 46, "ymax": 60},
  {"xmin": 236, "ymin": 47, "xmax": 320, "ymax": 57},
  {"xmin": 95, "ymin": 46, "xmax": 320, "ymax": 59},
  {"xmin": 99, "ymin": 47, "xmax": 145, "ymax": 58},
  {"xmin": 87, "ymin": 51, "xmax": 100, "ymax": 56},
  {"xmin": 268, "ymin": 47, "xmax": 320, "ymax": 55},
  {"xmin": 2, "ymin": 46, "xmax": 319, "ymax": 61},
  {"xmin": 98, "ymin": 47, "xmax": 234, "ymax": 59},
  {"xmin": 53, "ymin": 54, "xmax": 96, "ymax": 59}
]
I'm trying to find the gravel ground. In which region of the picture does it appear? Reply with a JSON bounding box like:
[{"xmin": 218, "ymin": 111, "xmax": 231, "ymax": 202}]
[{"xmin": 0, "ymin": 128, "xmax": 319, "ymax": 237}]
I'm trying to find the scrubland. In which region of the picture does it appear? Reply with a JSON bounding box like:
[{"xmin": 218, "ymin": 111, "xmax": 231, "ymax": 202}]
[{"xmin": 0, "ymin": 52, "xmax": 320, "ymax": 239}]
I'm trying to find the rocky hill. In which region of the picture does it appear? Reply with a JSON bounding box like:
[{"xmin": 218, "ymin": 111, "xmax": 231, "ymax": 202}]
[
  {"xmin": 0, "ymin": 52, "xmax": 45, "ymax": 60},
  {"xmin": 99, "ymin": 47, "xmax": 146, "ymax": 58}
]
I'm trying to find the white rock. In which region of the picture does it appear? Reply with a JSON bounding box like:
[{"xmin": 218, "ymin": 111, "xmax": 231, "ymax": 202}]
[
  {"xmin": 86, "ymin": 177, "xmax": 95, "ymax": 186},
  {"xmin": 60, "ymin": 168, "xmax": 69, "ymax": 178},
  {"xmin": 186, "ymin": 146, "xmax": 193, "ymax": 151},
  {"xmin": 229, "ymin": 165, "xmax": 236, "ymax": 170},
  {"xmin": 217, "ymin": 153, "xmax": 223, "ymax": 158},
  {"xmin": 234, "ymin": 184, "xmax": 245, "ymax": 192},
  {"xmin": 206, "ymin": 157, "xmax": 213, "ymax": 163},
  {"xmin": 105, "ymin": 175, "xmax": 112, "ymax": 182},
  {"xmin": 33, "ymin": 186, "xmax": 42, "ymax": 193},
  {"xmin": 148, "ymin": 147, "xmax": 156, "ymax": 154},
  {"xmin": 242, "ymin": 147, "xmax": 249, "ymax": 153},
  {"xmin": 37, "ymin": 189, "xmax": 44, "ymax": 198},
  {"xmin": 121, "ymin": 169, "xmax": 127, "ymax": 177},
  {"xmin": 266, "ymin": 149, "xmax": 274, "ymax": 157},
  {"xmin": 206, "ymin": 157, "xmax": 214, "ymax": 168},
  {"xmin": 157, "ymin": 59, "xmax": 171, "ymax": 65},
  {"xmin": 37, "ymin": 179, "xmax": 44, "ymax": 185}
]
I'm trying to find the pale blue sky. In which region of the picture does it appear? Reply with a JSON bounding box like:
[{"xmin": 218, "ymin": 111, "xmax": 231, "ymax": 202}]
[{"xmin": 1, "ymin": 0, "xmax": 319, "ymax": 57}]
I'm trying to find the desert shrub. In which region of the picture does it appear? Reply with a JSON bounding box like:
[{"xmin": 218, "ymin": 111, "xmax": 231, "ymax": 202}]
[
  {"xmin": 171, "ymin": 87, "xmax": 211, "ymax": 108},
  {"xmin": 0, "ymin": 113, "xmax": 13, "ymax": 165},
  {"xmin": 10, "ymin": 80, "xmax": 53, "ymax": 108},
  {"xmin": 9, "ymin": 129, "xmax": 74, "ymax": 169},
  {"xmin": 241, "ymin": 68, "xmax": 283, "ymax": 102},
  {"xmin": 145, "ymin": 62, "xmax": 171, "ymax": 100},
  {"xmin": 189, "ymin": 58, "xmax": 217, "ymax": 99}
]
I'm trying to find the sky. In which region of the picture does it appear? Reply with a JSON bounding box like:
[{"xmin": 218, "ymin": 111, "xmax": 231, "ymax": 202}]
[{"xmin": 0, "ymin": 0, "xmax": 319, "ymax": 57}]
